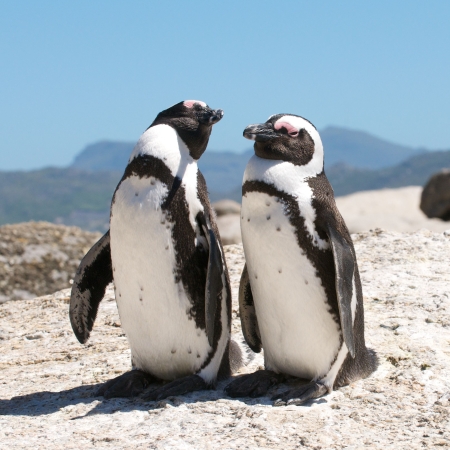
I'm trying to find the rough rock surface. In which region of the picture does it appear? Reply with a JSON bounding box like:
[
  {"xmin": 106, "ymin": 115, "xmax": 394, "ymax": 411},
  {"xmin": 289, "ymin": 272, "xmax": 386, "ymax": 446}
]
[
  {"xmin": 1, "ymin": 230, "xmax": 450, "ymax": 449},
  {"xmin": 212, "ymin": 200, "xmax": 241, "ymax": 217},
  {"xmin": 420, "ymin": 170, "xmax": 450, "ymax": 221},
  {"xmin": 336, "ymin": 186, "xmax": 450, "ymax": 233},
  {"xmin": 0, "ymin": 222, "xmax": 101, "ymax": 303},
  {"xmin": 215, "ymin": 214, "xmax": 241, "ymax": 245},
  {"xmin": 213, "ymin": 200, "xmax": 242, "ymax": 245},
  {"xmin": 1, "ymin": 186, "xmax": 446, "ymax": 302},
  {"xmin": 213, "ymin": 186, "xmax": 450, "ymax": 246}
]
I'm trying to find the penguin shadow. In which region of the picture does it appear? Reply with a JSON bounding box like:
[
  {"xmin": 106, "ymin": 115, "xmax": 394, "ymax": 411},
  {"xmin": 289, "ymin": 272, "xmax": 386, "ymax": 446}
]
[
  {"xmin": 0, "ymin": 378, "xmax": 324, "ymax": 418},
  {"xmin": 0, "ymin": 384, "xmax": 98, "ymax": 417}
]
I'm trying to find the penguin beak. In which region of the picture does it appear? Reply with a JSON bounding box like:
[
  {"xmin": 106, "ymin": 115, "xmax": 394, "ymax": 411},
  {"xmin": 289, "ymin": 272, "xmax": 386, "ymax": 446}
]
[
  {"xmin": 198, "ymin": 108, "xmax": 224, "ymax": 125},
  {"xmin": 243, "ymin": 123, "xmax": 278, "ymax": 142},
  {"xmin": 209, "ymin": 109, "xmax": 224, "ymax": 125}
]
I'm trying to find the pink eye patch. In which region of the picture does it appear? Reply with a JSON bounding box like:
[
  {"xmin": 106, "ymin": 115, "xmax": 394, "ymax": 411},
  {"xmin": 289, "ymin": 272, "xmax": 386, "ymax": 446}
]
[
  {"xmin": 274, "ymin": 121, "xmax": 299, "ymax": 136},
  {"xmin": 183, "ymin": 100, "xmax": 207, "ymax": 108}
]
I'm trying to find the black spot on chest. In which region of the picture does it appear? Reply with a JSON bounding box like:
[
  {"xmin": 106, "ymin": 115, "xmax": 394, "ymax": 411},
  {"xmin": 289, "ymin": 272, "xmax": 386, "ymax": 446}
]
[
  {"xmin": 112, "ymin": 155, "xmax": 209, "ymax": 330},
  {"xmin": 243, "ymin": 180, "xmax": 340, "ymax": 322}
]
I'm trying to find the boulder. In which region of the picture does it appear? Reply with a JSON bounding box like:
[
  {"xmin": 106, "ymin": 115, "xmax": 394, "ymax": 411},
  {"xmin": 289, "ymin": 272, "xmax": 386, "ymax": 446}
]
[
  {"xmin": 336, "ymin": 186, "xmax": 450, "ymax": 233},
  {"xmin": 212, "ymin": 199, "xmax": 242, "ymax": 244},
  {"xmin": 420, "ymin": 169, "xmax": 450, "ymax": 220},
  {"xmin": 212, "ymin": 199, "xmax": 241, "ymax": 217},
  {"xmin": 0, "ymin": 222, "xmax": 101, "ymax": 303},
  {"xmin": 216, "ymin": 214, "xmax": 241, "ymax": 245}
]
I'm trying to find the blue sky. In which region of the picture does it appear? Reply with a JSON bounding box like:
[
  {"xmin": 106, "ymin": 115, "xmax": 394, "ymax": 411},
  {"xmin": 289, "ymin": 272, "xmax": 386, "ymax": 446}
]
[{"xmin": 1, "ymin": 1, "xmax": 449, "ymax": 170}]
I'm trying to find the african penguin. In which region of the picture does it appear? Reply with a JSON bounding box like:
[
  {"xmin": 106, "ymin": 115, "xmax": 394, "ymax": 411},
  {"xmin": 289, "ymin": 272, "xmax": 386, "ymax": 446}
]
[
  {"xmin": 225, "ymin": 114, "xmax": 377, "ymax": 406},
  {"xmin": 70, "ymin": 100, "xmax": 242, "ymax": 400}
]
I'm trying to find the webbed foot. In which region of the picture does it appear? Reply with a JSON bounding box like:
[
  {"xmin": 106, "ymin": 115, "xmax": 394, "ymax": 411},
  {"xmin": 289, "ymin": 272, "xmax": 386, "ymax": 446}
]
[
  {"xmin": 96, "ymin": 370, "xmax": 155, "ymax": 399},
  {"xmin": 272, "ymin": 381, "xmax": 328, "ymax": 406},
  {"xmin": 143, "ymin": 374, "xmax": 208, "ymax": 401},
  {"xmin": 224, "ymin": 370, "xmax": 285, "ymax": 398}
]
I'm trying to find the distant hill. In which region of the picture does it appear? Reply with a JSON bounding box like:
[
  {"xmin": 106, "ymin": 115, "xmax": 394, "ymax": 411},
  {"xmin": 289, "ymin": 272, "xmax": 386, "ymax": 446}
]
[
  {"xmin": 71, "ymin": 141, "xmax": 133, "ymax": 172},
  {"xmin": 70, "ymin": 126, "xmax": 421, "ymax": 194},
  {"xmin": 213, "ymin": 150, "xmax": 450, "ymax": 202},
  {"xmin": 0, "ymin": 168, "xmax": 119, "ymax": 231},
  {"xmin": 327, "ymin": 149, "xmax": 450, "ymax": 196},
  {"xmin": 0, "ymin": 127, "xmax": 448, "ymax": 232},
  {"xmin": 2, "ymin": 149, "xmax": 449, "ymax": 230},
  {"xmin": 320, "ymin": 126, "xmax": 422, "ymax": 169}
]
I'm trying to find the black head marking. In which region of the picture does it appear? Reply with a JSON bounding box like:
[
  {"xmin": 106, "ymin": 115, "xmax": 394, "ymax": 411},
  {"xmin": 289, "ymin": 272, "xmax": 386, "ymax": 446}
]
[
  {"xmin": 243, "ymin": 114, "xmax": 319, "ymax": 166},
  {"xmin": 150, "ymin": 100, "xmax": 224, "ymax": 160}
]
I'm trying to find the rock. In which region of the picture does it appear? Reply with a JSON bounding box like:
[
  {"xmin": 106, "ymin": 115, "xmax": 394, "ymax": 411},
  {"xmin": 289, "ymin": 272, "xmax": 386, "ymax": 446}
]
[
  {"xmin": 212, "ymin": 199, "xmax": 241, "ymax": 217},
  {"xmin": 216, "ymin": 214, "xmax": 241, "ymax": 245},
  {"xmin": 1, "ymin": 229, "xmax": 450, "ymax": 448},
  {"xmin": 213, "ymin": 199, "xmax": 242, "ymax": 244},
  {"xmin": 0, "ymin": 222, "xmax": 101, "ymax": 302},
  {"xmin": 336, "ymin": 186, "xmax": 450, "ymax": 233},
  {"xmin": 420, "ymin": 170, "xmax": 450, "ymax": 220}
]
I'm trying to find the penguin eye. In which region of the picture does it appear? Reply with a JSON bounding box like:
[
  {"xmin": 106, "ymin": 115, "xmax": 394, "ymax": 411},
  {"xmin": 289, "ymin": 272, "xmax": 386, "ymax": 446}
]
[
  {"xmin": 279, "ymin": 126, "xmax": 298, "ymax": 137},
  {"xmin": 275, "ymin": 121, "xmax": 299, "ymax": 137}
]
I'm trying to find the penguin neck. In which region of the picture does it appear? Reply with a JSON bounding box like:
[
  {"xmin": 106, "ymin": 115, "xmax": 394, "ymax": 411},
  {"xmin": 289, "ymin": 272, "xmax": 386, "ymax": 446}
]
[
  {"xmin": 128, "ymin": 124, "xmax": 204, "ymax": 229},
  {"xmin": 243, "ymin": 149, "xmax": 324, "ymax": 190},
  {"xmin": 129, "ymin": 124, "xmax": 198, "ymax": 179}
]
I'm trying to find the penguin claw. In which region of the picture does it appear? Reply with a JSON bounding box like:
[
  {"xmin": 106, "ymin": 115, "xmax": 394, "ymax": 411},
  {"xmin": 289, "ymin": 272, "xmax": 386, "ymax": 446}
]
[
  {"xmin": 143, "ymin": 374, "xmax": 207, "ymax": 401},
  {"xmin": 97, "ymin": 370, "xmax": 155, "ymax": 399},
  {"xmin": 224, "ymin": 370, "xmax": 284, "ymax": 398},
  {"xmin": 272, "ymin": 382, "xmax": 328, "ymax": 406}
]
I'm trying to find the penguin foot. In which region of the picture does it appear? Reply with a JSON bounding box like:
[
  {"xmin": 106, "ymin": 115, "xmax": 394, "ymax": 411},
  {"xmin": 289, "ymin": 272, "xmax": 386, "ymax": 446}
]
[
  {"xmin": 143, "ymin": 374, "xmax": 208, "ymax": 401},
  {"xmin": 97, "ymin": 370, "xmax": 155, "ymax": 399},
  {"xmin": 272, "ymin": 382, "xmax": 328, "ymax": 406},
  {"xmin": 224, "ymin": 370, "xmax": 284, "ymax": 398}
]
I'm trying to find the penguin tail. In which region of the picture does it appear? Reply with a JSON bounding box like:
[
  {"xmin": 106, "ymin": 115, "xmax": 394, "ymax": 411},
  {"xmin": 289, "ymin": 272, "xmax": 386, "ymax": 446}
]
[
  {"xmin": 366, "ymin": 347, "xmax": 379, "ymax": 374},
  {"xmin": 217, "ymin": 338, "xmax": 255, "ymax": 380},
  {"xmin": 229, "ymin": 337, "xmax": 255, "ymax": 372}
]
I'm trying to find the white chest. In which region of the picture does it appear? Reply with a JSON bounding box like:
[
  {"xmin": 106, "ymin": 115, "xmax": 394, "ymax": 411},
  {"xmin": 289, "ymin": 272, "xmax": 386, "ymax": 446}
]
[
  {"xmin": 110, "ymin": 175, "xmax": 210, "ymax": 381},
  {"xmin": 241, "ymin": 191, "xmax": 342, "ymax": 380}
]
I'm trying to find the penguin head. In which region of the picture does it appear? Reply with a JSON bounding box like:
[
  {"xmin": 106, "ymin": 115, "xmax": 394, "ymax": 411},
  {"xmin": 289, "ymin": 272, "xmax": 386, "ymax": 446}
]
[
  {"xmin": 151, "ymin": 100, "xmax": 224, "ymax": 159},
  {"xmin": 243, "ymin": 114, "xmax": 324, "ymax": 169}
]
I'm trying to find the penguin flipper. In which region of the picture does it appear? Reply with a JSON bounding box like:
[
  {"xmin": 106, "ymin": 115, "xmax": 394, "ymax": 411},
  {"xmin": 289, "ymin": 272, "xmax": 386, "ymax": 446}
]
[
  {"xmin": 69, "ymin": 231, "xmax": 113, "ymax": 344},
  {"xmin": 325, "ymin": 223, "xmax": 356, "ymax": 357},
  {"xmin": 197, "ymin": 211, "xmax": 224, "ymax": 347},
  {"xmin": 239, "ymin": 264, "xmax": 262, "ymax": 353}
]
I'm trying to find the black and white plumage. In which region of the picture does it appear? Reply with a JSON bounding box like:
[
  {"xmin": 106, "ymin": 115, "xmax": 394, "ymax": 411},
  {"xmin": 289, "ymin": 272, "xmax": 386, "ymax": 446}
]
[
  {"xmin": 70, "ymin": 100, "xmax": 242, "ymax": 400},
  {"xmin": 225, "ymin": 114, "xmax": 377, "ymax": 406}
]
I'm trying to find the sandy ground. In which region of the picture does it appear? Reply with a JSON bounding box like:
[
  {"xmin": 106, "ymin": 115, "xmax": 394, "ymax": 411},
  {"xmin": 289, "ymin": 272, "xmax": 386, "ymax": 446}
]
[{"xmin": 1, "ymin": 231, "xmax": 450, "ymax": 449}]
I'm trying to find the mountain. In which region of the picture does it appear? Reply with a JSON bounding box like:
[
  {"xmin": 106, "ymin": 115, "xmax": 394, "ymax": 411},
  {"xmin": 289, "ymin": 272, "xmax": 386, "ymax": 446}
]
[
  {"xmin": 70, "ymin": 126, "xmax": 421, "ymax": 194},
  {"xmin": 0, "ymin": 127, "xmax": 448, "ymax": 232},
  {"xmin": 199, "ymin": 150, "xmax": 253, "ymax": 194},
  {"xmin": 327, "ymin": 149, "xmax": 450, "ymax": 196},
  {"xmin": 2, "ymin": 149, "xmax": 448, "ymax": 230},
  {"xmin": 71, "ymin": 141, "xmax": 133, "ymax": 172},
  {"xmin": 71, "ymin": 140, "xmax": 252, "ymax": 194},
  {"xmin": 320, "ymin": 126, "xmax": 422, "ymax": 169},
  {"xmin": 213, "ymin": 150, "xmax": 450, "ymax": 202},
  {"xmin": 0, "ymin": 168, "xmax": 119, "ymax": 231}
]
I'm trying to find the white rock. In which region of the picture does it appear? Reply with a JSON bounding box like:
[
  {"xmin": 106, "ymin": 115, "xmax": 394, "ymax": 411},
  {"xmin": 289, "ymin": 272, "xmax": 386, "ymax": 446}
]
[{"xmin": 1, "ymin": 230, "xmax": 450, "ymax": 448}]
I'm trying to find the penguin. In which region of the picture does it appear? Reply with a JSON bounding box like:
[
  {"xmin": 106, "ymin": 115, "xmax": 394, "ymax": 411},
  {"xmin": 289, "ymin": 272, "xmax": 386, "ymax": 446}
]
[
  {"xmin": 225, "ymin": 114, "xmax": 377, "ymax": 406},
  {"xmin": 70, "ymin": 100, "xmax": 242, "ymax": 400}
]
